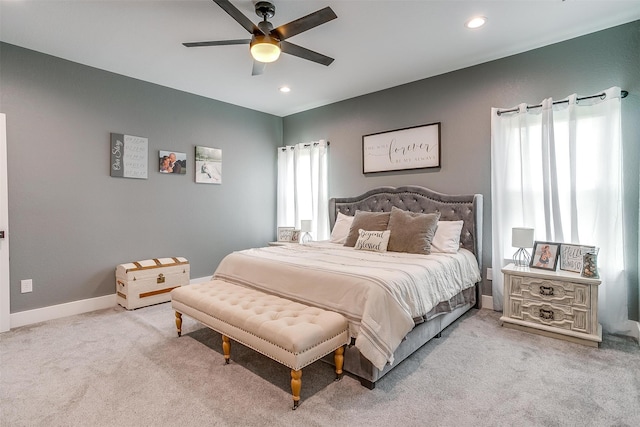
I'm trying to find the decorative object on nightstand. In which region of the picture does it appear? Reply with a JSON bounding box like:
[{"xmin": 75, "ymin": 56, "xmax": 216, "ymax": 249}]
[
  {"xmin": 512, "ymin": 227, "xmax": 534, "ymax": 267},
  {"xmin": 277, "ymin": 227, "xmax": 295, "ymax": 242},
  {"xmin": 529, "ymin": 241, "xmax": 560, "ymax": 271},
  {"xmin": 500, "ymin": 263, "xmax": 602, "ymax": 347},
  {"xmin": 581, "ymin": 248, "xmax": 599, "ymax": 279},
  {"xmin": 300, "ymin": 220, "xmax": 312, "ymax": 244}
]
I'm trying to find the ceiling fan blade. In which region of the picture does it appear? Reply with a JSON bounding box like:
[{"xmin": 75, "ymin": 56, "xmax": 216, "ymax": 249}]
[
  {"xmin": 272, "ymin": 7, "xmax": 337, "ymax": 40},
  {"xmin": 183, "ymin": 39, "xmax": 250, "ymax": 47},
  {"xmin": 213, "ymin": 0, "xmax": 264, "ymax": 35},
  {"xmin": 280, "ymin": 41, "xmax": 334, "ymax": 66},
  {"xmin": 252, "ymin": 61, "xmax": 266, "ymax": 76}
]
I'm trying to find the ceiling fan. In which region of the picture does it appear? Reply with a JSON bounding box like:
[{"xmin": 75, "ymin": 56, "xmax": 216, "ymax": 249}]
[{"xmin": 183, "ymin": 0, "xmax": 337, "ymax": 76}]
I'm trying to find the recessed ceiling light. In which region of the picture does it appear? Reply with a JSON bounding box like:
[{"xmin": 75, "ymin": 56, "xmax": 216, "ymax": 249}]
[
  {"xmin": 279, "ymin": 86, "xmax": 291, "ymax": 93},
  {"xmin": 465, "ymin": 16, "xmax": 487, "ymax": 29}
]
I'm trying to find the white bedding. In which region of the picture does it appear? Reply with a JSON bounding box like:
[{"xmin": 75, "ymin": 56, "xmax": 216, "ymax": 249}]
[{"xmin": 212, "ymin": 242, "xmax": 481, "ymax": 370}]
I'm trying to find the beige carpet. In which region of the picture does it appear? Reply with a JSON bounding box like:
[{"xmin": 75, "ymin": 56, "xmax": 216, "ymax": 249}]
[{"xmin": 1, "ymin": 302, "xmax": 638, "ymax": 426}]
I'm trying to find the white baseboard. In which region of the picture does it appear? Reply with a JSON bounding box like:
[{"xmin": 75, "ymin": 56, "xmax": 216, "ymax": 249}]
[
  {"xmin": 8, "ymin": 276, "xmax": 212, "ymax": 330},
  {"xmin": 10, "ymin": 294, "xmax": 117, "ymax": 329},
  {"xmin": 482, "ymin": 294, "xmax": 494, "ymax": 311},
  {"xmin": 631, "ymin": 320, "xmax": 640, "ymax": 346}
]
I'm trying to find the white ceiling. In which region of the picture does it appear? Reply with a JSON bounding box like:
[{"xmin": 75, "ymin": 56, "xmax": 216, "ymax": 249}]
[{"xmin": 1, "ymin": 1, "xmax": 639, "ymax": 117}]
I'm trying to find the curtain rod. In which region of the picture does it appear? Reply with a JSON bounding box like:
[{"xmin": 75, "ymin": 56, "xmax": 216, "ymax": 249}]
[
  {"xmin": 496, "ymin": 90, "xmax": 628, "ymax": 116},
  {"xmin": 279, "ymin": 141, "xmax": 330, "ymax": 151}
]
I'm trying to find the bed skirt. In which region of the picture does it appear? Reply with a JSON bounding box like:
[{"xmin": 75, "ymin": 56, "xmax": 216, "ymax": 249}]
[{"xmin": 322, "ymin": 286, "xmax": 476, "ymax": 388}]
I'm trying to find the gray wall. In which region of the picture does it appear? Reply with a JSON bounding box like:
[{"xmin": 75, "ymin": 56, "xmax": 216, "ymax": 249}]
[
  {"xmin": 1, "ymin": 43, "xmax": 282, "ymax": 313},
  {"xmin": 283, "ymin": 21, "xmax": 640, "ymax": 320},
  {"xmin": 2, "ymin": 21, "xmax": 639, "ymax": 320}
]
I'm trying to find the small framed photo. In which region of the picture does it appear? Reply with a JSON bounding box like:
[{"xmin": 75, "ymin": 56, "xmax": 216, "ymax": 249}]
[
  {"xmin": 277, "ymin": 227, "xmax": 295, "ymax": 242},
  {"xmin": 159, "ymin": 150, "xmax": 187, "ymax": 174},
  {"xmin": 290, "ymin": 230, "xmax": 301, "ymax": 243},
  {"xmin": 559, "ymin": 244, "xmax": 596, "ymax": 273},
  {"xmin": 530, "ymin": 241, "xmax": 560, "ymax": 271}
]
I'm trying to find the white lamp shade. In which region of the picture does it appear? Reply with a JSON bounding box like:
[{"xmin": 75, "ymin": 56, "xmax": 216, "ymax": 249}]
[
  {"xmin": 512, "ymin": 227, "xmax": 534, "ymax": 248},
  {"xmin": 301, "ymin": 220, "xmax": 312, "ymax": 232}
]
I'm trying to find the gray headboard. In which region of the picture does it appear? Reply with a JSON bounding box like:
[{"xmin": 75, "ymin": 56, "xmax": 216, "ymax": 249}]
[{"xmin": 328, "ymin": 185, "xmax": 483, "ymax": 268}]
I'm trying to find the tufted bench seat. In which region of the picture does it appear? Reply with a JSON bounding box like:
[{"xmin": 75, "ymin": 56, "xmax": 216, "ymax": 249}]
[{"xmin": 171, "ymin": 280, "xmax": 350, "ymax": 409}]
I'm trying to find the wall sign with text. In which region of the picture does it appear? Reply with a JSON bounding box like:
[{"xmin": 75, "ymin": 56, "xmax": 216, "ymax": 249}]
[
  {"xmin": 110, "ymin": 133, "xmax": 148, "ymax": 179},
  {"xmin": 362, "ymin": 122, "xmax": 441, "ymax": 174}
]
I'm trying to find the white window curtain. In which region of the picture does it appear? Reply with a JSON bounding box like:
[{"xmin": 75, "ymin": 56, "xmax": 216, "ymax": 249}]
[
  {"xmin": 491, "ymin": 86, "xmax": 630, "ymax": 335},
  {"xmin": 277, "ymin": 140, "xmax": 329, "ymax": 240}
]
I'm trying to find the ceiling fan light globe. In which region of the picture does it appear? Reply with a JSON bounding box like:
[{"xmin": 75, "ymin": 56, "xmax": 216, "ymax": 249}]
[{"xmin": 251, "ymin": 37, "xmax": 280, "ymax": 63}]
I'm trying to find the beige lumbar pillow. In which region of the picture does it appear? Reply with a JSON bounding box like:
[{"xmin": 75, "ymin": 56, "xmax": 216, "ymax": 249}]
[{"xmin": 354, "ymin": 229, "xmax": 391, "ymax": 252}]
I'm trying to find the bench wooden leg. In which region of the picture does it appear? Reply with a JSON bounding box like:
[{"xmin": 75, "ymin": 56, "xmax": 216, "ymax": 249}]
[
  {"xmin": 334, "ymin": 346, "xmax": 345, "ymax": 380},
  {"xmin": 222, "ymin": 335, "xmax": 231, "ymax": 364},
  {"xmin": 175, "ymin": 311, "xmax": 182, "ymax": 337},
  {"xmin": 291, "ymin": 369, "xmax": 302, "ymax": 410}
]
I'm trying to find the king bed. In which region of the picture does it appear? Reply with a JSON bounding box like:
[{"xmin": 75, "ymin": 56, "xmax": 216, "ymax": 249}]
[{"xmin": 212, "ymin": 185, "xmax": 483, "ymax": 388}]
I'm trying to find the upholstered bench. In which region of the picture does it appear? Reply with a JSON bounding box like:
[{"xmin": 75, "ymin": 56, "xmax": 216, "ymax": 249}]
[{"xmin": 171, "ymin": 280, "xmax": 350, "ymax": 409}]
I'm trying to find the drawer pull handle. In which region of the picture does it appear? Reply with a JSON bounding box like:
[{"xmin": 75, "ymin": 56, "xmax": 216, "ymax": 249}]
[
  {"xmin": 540, "ymin": 286, "xmax": 554, "ymax": 296},
  {"xmin": 539, "ymin": 308, "xmax": 554, "ymax": 320},
  {"xmin": 157, "ymin": 273, "xmax": 165, "ymax": 284}
]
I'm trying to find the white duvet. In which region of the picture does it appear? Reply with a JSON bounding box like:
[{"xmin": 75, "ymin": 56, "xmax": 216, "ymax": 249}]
[{"xmin": 212, "ymin": 242, "xmax": 481, "ymax": 370}]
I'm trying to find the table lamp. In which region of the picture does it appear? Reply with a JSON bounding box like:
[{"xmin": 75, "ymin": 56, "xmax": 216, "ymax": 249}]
[
  {"xmin": 512, "ymin": 227, "xmax": 534, "ymax": 267},
  {"xmin": 300, "ymin": 220, "xmax": 312, "ymax": 244}
]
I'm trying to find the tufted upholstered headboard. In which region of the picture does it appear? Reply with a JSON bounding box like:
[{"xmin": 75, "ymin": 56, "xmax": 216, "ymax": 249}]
[{"xmin": 328, "ymin": 186, "xmax": 483, "ymax": 268}]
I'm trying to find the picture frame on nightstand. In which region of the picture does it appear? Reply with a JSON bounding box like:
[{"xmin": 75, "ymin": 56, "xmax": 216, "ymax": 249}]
[
  {"xmin": 559, "ymin": 243, "xmax": 596, "ymax": 273},
  {"xmin": 277, "ymin": 227, "xmax": 295, "ymax": 242},
  {"xmin": 530, "ymin": 241, "xmax": 560, "ymax": 271},
  {"xmin": 289, "ymin": 230, "xmax": 301, "ymax": 243}
]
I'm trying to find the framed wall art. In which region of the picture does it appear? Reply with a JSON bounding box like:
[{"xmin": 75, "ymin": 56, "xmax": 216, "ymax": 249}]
[
  {"xmin": 159, "ymin": 150, "xmax": 187, "ymax": 174},
  {"xmin": 362, "ymin": 122, "xmax": 441, "ymax": 174},
  {"xmin": 110, "ymin": 133, "xmax": 148, "ymax": 179},
  {"xmin": 559, "ymin": 244, "xmax": 596, "ymax": 273},
  {"xmin": 530, "ymin": 241, "xmax": 560, "ymax": 271},
  {"xmin": 195, "ymin": 146, "xmax": 222, "ymax": 184}
]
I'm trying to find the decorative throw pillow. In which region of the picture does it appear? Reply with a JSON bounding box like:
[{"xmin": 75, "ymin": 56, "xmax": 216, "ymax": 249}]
[
  {"xmin": 431, "ymin": 220, "xmax": 464, "ymax": 253},
  {"xmin": 330, "ymin": 212, "xmax": 355, "ymax": 244},
  {"xmin": 344, "ymin": 210, "xmax": 391, "ymax": 247},
  {"xmin": 386, "ymin": 206, "xmax": 440, "ymax": 254},
  {"xmin": 353, "ymin": 229, "xmax": 391, "ymax": 253}
]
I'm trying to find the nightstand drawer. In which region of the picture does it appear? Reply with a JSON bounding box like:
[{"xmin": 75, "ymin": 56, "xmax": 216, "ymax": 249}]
[
  {"xmin": 508, "ymin": 275, "xmax": 590, "ymax": 308},
  {"xmin": 507, "ymin": 298, "xmax": 592, "ymax": 334}
]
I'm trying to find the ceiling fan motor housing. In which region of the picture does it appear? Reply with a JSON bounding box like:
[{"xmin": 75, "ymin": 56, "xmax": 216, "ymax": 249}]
[{"xmin": 255, "ymin": 2, "xmax": 276, "ymax": 20}]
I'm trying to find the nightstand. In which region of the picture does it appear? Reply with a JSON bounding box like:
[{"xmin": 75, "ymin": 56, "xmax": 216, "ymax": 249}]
[
  {"xmin": 268, "ymin": 241, "xmax": 299, "ymax": 246},
  {"xmin": 500, "ymin": 263, "xmax": 602, "ymax": 347}
]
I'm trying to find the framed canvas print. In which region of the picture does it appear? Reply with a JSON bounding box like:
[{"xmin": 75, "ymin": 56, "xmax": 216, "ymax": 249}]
[
  {"xmin": 195, "ymin": 146, "xmax": 222, "ymax": 184},
  {"xmin": 530, "ymin": 241, "xmax": 560, "ymax": 271},
  {"xmin": 110, "ymin": 133, "xmax": 148, "ymax": 179},
  {"xmin": 559, "ymin": 244, "xmax": 596, "ymax": 273},
  {"xmin": 159, "ymin": 150, "xmax": 187, "ymax": 174},
  {"xmin": 362, "ymin": 122, "xmax": 440, "ymax": 174},
  {"xmin": 290, "ymin": 230, "xmax": 301, "ymax": 243},
  {"xmin": 277, "ymin": 227, "xmax": 295, "ymax": 242}
]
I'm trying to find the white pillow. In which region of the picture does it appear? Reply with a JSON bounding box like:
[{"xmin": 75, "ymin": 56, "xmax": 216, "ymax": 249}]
[
  {"xmin": 354, "ymin": 229, "xmax": 391, "ymax": 252},
  {"xmin": 330, "ymin": 212, "xmax": 354, "ymax": 244},
  {"xmin": 431, "ymin": 220, "xmax": 464, "ymax": 253}
]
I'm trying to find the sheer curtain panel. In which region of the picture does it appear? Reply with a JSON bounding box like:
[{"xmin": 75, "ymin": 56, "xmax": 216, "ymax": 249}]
[
  {"xmin": 277, "ymin": 140, "xmax": 329, "ymax": 240},
  {"xmin": 491, "ymin": 87, "xmax": 630, "ymax": 335}
]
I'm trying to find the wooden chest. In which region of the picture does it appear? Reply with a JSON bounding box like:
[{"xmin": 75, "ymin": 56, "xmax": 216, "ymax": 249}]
[{"xmin": 116, "ymin": 257, "xmax": 190, "ymax": 310}]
